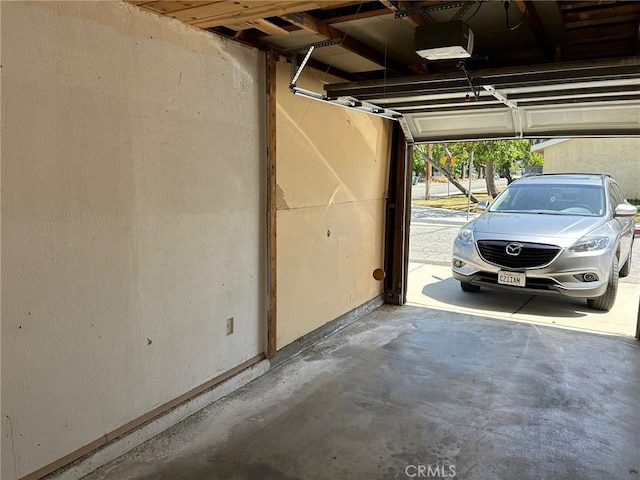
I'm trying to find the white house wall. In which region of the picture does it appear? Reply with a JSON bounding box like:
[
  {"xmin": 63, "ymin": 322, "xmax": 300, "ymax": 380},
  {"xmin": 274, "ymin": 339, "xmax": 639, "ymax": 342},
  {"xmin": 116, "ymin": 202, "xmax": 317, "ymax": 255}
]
[
  {"xmin": 542, "ymin": 138, "xmax": 640, "ymax": 199},
  {"xmin": 275, "ymin": 61, "xmax": 391, "ymax": 349},
  {"xmin": 1, "ymin": 2, "xmax": 265, "ymax": 478}
]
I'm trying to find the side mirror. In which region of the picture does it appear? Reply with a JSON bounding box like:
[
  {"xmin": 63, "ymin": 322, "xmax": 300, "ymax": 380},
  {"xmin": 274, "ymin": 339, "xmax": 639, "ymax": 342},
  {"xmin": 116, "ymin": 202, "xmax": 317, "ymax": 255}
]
[
  {"xmin": 614, "ymin": 203, "xmax": 637, "ymax": 217},
  {"xmin": 477, "ymin": 200, "xmax": 489, "ymax": 211}
]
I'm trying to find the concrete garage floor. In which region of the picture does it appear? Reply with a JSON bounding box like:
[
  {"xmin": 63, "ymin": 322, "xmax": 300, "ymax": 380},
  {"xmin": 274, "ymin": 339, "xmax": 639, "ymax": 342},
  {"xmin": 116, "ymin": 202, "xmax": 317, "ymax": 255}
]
[{"xmin": 84, "ymin": 305, "xmax": 640, "ymax": 480}]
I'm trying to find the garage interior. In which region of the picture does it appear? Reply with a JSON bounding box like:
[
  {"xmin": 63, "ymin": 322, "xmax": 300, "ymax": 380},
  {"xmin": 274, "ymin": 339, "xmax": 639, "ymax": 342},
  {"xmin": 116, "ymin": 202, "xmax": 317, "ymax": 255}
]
[{"xmin": 2, "ymin": 1, "xmax": 639, "ymax": 479}]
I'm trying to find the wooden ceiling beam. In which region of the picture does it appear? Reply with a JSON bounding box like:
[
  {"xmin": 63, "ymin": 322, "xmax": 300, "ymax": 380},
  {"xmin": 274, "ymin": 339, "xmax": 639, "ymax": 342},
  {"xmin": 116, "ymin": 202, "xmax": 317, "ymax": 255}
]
[
  {"xmin": 565, "ymin": 14, "xmax": 640, "ymax": 29},
  {"xmin": 323, "ymin": 6, "xmax": 393, "ymax": 25},
  {"xmin": 515, "ymin": 0, "xmax": 559, "ymax": 62},
  {"xmin": 567, "ymin": 23, "xmax": 637, "ymax": 45},
  {"xmin": 248, "ymin": 18, "xmax": 290, "ymax": 35},
  {"xmin": 558, "ymin": 0, "xmax": 617, "ymax": 11},
  {"xmin": 561, "ymin": 3, "xmax": 640, "ymax": 23},
  {"xmin": 171, "ymin": 2, "xmax": 324, "ymax": 29},
  {"xmin": 378, "ymin": 0, "xmax": 429, "ymax": 28},
  {"xmin": 139, "ymin": 1, "xmax": 219, "ymax": 15},
  {"xmin": 283, "ymin": 12, "xmax": 414, "ymax": 76}
]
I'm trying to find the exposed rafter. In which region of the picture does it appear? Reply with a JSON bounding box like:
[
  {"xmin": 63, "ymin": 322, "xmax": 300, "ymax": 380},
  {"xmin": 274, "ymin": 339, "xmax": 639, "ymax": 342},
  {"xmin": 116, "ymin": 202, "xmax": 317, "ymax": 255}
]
[
  {"xmin": 515, "ymin": 0, "xmax": 560, "ymax": 62},
  {"xmin": 283, "ymin": 11, "xmax": 414, "ymax": 76},
  {"xmin": 379, "ymin": 0, "xmax": 429, "ymax": 28},
  {"xmin": 129, "ymin": 1, "xmax": 640, "ymax": 83}
]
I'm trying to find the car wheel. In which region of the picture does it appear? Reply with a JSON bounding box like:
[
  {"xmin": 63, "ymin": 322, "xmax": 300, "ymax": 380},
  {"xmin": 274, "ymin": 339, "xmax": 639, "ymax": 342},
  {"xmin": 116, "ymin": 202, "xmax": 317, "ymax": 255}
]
[
  {"xmin": 619, "ymin": 241, "xmax": 632, "ymax": 278},
  {"xmin": 587, "ymin": 256, "xmax": 619, "ymax": 312},
  {"xmin": 460, "ymin": 281, "xmax": 481, "ymax": 293}
]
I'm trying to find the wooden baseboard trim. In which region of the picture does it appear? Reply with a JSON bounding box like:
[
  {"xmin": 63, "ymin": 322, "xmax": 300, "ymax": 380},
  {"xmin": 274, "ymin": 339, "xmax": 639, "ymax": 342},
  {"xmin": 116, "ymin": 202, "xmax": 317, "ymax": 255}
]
[{"xmin": 27, "ymin": 354, "xmax": 266, "ymax": 480}]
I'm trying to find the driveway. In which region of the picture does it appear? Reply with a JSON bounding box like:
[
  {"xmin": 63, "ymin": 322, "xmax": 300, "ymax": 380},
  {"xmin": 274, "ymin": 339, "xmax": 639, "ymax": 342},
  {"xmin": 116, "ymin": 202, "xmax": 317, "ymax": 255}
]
[{"xmin": 408, "ymin": 205, "xmax": 640, "ymax": 337}]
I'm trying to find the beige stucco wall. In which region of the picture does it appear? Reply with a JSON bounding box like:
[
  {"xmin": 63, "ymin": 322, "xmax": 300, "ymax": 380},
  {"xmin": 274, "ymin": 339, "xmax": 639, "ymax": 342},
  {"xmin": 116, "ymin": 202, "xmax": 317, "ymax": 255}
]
[
  {"xmin": 542, "ymin": 138, "xmax": 640, "ymax": 199},
  {"xmin": 1, "ymin": 2, "xmax": 265, "ymax": 478},
  {"xmin": 276, "ymin": 61, "xmax": 390, "ymax": 348}
]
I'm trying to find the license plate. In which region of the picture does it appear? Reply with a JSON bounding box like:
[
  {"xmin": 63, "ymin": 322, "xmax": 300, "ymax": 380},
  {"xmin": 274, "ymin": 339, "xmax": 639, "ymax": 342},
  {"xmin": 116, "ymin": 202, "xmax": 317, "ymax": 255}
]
[{"xmin": 498, "ymin": 271, "xmax": 526, "ymax": 287}]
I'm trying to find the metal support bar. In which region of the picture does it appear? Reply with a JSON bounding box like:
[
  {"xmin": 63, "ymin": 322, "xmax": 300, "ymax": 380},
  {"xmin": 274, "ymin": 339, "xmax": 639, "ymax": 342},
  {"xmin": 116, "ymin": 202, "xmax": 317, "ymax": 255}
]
[
  {"xmin": 290, "ymin": 46, "xmax": 314, "ymax": 87},
  {"xmin": 325, "ymin": 56, "xmax": 640, "ymax": 99},
  {"xmin": 290, "ymin": 86, "xmax": 401, "ymax": 121},
  {"xmin": 281, "ymin": 38, "xmax": 341, "ymax": 54},
  {"xmin": 452, "ymin": 2, "xmax": 477, "ymax": 21},
  {"xmin": 481, "ymin": 84, "xmax": 521, "ymax": 137},
  {"xmin": 511, "ymin": 108, "xmax": 524, "ymax": 138},
  {"xmin": 395, "ymin": 2, "xmax": 470, "ymax": 18},
  {"xmin": 483, "ymin": 85, "xmax": 518, "ymax": 109},
  {"xmin": 285, "ymin": 38, "xmax": 404, "ymax": 123}
]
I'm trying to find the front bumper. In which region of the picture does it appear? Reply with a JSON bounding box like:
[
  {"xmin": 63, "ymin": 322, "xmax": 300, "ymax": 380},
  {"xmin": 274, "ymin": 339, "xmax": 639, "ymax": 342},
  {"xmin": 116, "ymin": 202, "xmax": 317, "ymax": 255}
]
[{"xmin": 452, "ymin": 239, "xmax": 614, "ymax": 298}]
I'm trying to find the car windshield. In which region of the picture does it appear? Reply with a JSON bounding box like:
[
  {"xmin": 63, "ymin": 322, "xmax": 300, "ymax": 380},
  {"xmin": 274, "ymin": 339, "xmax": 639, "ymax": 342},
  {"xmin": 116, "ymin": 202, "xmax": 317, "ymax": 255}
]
[{"xmin": 488, "ymin": 183, "xmax": 605, "ymax": 216}]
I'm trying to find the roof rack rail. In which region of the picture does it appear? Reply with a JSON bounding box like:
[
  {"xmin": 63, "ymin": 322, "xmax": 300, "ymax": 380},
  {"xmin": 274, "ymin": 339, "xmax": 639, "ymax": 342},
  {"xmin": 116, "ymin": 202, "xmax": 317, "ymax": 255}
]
[
  {"xmin": 537, "ymin": 172, "xmax": 607, "ymax": 176},
  {"xmin": 536, "ymin": 172, "xmax": 611, "ymax": 180}
]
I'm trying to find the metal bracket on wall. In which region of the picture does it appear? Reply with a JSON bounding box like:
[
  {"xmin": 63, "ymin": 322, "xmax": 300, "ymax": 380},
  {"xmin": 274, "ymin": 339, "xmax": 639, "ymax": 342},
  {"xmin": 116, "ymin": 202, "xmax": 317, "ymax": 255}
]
[{"xmin": 285, "ymin": 40, "xmax": 402, "ymax": 121}]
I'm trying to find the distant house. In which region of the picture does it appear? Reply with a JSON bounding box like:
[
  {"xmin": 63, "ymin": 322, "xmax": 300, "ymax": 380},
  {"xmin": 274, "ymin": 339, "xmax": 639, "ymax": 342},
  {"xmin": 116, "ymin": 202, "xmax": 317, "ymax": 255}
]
[{"xmin": 532, "ymin": 138, "xmax": 640, "ymax": 199}]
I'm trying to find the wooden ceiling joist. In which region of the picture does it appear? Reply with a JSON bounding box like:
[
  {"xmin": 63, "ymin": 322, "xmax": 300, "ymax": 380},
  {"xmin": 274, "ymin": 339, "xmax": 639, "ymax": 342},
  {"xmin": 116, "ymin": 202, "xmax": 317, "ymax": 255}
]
[
  {"xmin": 248, "ymin": 18, "xmax": 290, "ymax": 35},
  {"xmin": 378, "ymin": 0, "xmax": 429, "ymax": 28},
  {"xmin": 140, "ymin": 1, "xmax": 363, "ymax": 29},
  {"xmin": 515, "ymin": 0, "xmax": 560, "ymax": 63},
  {"xmin": 128, "ymin": 1, "xmax": 640, "ymax": 84},
  {"xmin": 283, "ymin": 11, "xmax": 413, "ymax": 76}
]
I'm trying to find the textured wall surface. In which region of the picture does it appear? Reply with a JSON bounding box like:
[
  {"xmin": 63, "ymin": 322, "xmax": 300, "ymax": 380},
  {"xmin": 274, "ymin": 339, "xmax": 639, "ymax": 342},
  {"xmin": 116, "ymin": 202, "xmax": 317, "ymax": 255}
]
[
  {"xmin": 1, "ymin": 2, "xmax": 265, "ymax": 478},
  {"xmin": 275, "ymin": 61, "xmax": 391, "ymax": 348},
  {"xmin": 542, "ymin": 139, "xmax": 640, "ymax": 198}
]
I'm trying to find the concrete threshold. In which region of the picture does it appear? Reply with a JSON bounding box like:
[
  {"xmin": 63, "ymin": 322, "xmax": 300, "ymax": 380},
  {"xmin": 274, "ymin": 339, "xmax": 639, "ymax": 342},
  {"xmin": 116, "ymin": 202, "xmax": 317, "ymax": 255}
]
[{"xmin": 408, "ymin": 264, "xmax": 640, "ymax": 337}]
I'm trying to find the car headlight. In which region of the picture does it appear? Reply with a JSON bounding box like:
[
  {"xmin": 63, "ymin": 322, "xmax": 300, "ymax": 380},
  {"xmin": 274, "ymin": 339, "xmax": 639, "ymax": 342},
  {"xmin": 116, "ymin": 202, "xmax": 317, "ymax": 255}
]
[
  {"xmin": 569, "ymin": 236, "xmax": 610, "ymax": 252},
  {"xmin": 456, "ymin": 228, "xmax": 474, "ymax": 244}
]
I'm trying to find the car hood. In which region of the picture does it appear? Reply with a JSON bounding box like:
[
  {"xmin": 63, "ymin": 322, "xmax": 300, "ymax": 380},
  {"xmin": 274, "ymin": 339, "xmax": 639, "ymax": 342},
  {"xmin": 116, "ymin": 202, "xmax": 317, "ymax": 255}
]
[{"xmin": 469, "ymin": 212, "xmax": 606, "ymax": 247}]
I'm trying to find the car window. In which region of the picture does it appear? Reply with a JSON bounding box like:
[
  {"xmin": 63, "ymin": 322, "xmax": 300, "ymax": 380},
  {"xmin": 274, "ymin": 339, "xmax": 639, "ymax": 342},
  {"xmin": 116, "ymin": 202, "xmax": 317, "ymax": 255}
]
[
  {"xmin": 489, "ymin": 184, "xmax": 605, "ymax": 216},
  {"xmin": 609, "ymin": 182, "xmax": 625, "ymax": 206},
  {"xmin": 606, "ymin": 180, "xmax": 627, "ymax": 213}
]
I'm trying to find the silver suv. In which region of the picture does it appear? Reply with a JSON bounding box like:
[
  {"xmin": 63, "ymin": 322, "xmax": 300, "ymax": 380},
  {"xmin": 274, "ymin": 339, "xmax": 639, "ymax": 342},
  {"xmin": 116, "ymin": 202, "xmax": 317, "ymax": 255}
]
[{"xmin": 452, "ymin": 173, "xmax": 637, "ymax": 311}]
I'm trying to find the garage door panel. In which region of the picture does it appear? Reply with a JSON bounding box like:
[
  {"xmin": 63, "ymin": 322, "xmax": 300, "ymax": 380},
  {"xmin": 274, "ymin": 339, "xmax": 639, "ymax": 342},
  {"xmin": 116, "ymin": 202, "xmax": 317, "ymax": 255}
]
[
  {"xmin": 523, "ymin": 103, "xmax": 640, "ymax": 134},
  {"xmin": 409, "ymin": 109, "xmax": 516, "ymax": 142},
  {"xmin": 325, "ymin": 57, "xmax": 640, "ymax": 143}
]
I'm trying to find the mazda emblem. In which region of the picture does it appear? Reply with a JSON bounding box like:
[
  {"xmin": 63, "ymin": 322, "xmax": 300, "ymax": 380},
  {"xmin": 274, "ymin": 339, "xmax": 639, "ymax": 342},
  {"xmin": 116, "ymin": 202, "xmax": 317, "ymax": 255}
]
[{"xmin": 505, "ymin": 243, "xmax": 522, "ymax": 256}]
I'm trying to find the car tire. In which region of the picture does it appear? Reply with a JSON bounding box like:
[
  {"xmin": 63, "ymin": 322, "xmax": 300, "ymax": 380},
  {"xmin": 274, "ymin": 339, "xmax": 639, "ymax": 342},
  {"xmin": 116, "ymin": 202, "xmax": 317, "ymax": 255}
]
[
  {"xmin": 460, "ymin": 281, "xmax": 481, "ymax": 293},
  {"xmin": 619, "ymin": 241, "xmax": 632, "ymax": 278},
  {"xmin": 587, "ymin": 256, "xmax": 619, "ymax": 312}
]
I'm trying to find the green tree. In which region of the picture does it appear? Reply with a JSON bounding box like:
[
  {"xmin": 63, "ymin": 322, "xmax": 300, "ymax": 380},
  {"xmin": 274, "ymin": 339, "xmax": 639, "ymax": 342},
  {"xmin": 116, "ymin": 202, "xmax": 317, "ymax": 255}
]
[
  {"xmin": 412, "ymin": 147, "xmax": 426, "ymax": 176},
  {"xmin": 472, "ymin": 139, "xmax": 543, "ymax": 196},
  {"xmin": 414, "ymin": 144, "xmax": 478, "ymax": 202},
  {"xmin": 437, "ymin": 139, "xmax": 543, "ymax": 197},
  {"xmin": 413, "ymin": 140, "xmax": 543, "ymax": 199}
]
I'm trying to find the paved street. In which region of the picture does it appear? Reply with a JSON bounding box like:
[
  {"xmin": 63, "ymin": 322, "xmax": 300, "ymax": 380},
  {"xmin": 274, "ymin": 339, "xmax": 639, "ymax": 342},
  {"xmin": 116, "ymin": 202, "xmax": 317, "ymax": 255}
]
[
  {"xmin": 409, "ymin": 205, "xmax": 475, "ymax": 266},
  {"xmin": 411, "ymin": 178, "xmax": 507, "ymax": 200}
]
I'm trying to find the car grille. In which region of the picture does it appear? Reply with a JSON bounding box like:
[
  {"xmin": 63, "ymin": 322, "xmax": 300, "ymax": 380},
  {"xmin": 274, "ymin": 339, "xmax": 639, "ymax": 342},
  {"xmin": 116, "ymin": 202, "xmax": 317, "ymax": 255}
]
[{"xmin": 476, "ymin": 240, "xmax": 561, "ymax": 268}]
